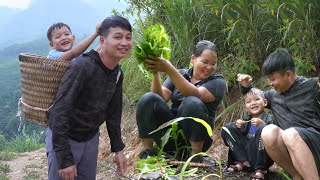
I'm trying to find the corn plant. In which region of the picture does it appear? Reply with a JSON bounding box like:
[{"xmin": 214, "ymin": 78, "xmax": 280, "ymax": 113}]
[
  {"xmin": 149, "ymin": 117, "xmax": 213, "ymax": 160},
  {"xmin": 135, "ymin": 117, "xmax": 216, "ymax": 178},
  {"xmin": 149, "ymin": 117, "xmax": 213, "ymax": 137},
  {"xmin": 159, "ymin": 122, "xmax": 190, "ymax": 160}
]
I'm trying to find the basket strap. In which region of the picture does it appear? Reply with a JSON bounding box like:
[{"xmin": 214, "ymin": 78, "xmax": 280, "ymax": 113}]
[
  {"xmin": 19, "ymin": 98, "xmax": 53, "ymax": 112},
  {"xmin": 17, "ymin": 98, "xmax": 24, "ymax": 132}
]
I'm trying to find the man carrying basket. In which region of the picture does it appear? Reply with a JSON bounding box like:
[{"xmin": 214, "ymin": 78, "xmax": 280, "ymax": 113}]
[{"xmin": 45, "ymin": 15, "xmax": 132, "ymax": 180}]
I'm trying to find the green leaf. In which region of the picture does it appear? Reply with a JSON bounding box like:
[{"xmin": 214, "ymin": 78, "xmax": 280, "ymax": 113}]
[
  {"xmin": 133, "ymin": 24, "xmax": 171, "ymax": 79},
  {"xmin": 148, "ymin": 117, "xmax": 213, "ymax": 137},
  {"xmin": 179, "ymin": 152, "xmax": 207, "ymax": 180}
]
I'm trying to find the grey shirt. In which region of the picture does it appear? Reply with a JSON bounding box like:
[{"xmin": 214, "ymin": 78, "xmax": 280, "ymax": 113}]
[
  {"xmin": 163, "ymin": 67, "xmax": 227, "ymax": 119},
  {"xmin": 241, "ymin": 76, "xmax": 320, "ymax": 131}
]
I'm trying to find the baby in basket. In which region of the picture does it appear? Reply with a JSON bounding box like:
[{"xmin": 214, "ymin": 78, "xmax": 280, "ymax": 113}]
[{"xmin": 46, "ymin": 21, "xmax": 101, "ymax": 61}]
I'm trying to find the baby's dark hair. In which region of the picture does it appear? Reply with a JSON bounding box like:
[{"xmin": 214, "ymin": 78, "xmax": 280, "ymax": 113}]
[
  {"xmin": 47, "ymin": 22, "xmax": 72, "ymax": 41},
  {"xmin": 262, "ymin": 48, "xmax": 295, "ymax": 76},
  {"xmin": 193, "ymin": 40, "xmax": 217, "ymax": 57},
  {"xmin": 99, "ymin": 15, "xmax": 132, "ymax": 37},
  {"xmin": 245, "ymin": 88, "xmax": 265, "ymax": 99}
]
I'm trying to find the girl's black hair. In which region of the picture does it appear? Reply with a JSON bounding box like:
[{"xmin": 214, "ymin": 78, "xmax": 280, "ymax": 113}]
[{"xmin": 193, "ymin": 40, "xmax": 217, "ymax": 57}]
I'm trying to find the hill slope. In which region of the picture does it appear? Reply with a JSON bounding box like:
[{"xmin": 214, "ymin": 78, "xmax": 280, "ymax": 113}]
[{"xmin": 0, "ymin": 0, "xmax": 128, "ymax": 47}]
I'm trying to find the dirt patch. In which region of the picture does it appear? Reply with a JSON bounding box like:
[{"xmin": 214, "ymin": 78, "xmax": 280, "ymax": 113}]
[
  {"xmin": 1, "ymin": 107, "xmax": 285, "ymax": 179},
  {"xmin": 0, "ymin": 148, "xmax": 47, "ymax": 180}
]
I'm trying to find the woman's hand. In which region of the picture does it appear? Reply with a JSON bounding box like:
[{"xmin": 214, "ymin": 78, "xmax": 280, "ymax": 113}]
[{"xmin": 144, "ymin": 56, "xmax": 171, "ymax": 73}]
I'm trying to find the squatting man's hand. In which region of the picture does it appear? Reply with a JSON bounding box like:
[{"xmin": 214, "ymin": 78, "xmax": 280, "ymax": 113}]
[{"xmin": 237, "ymin": 73, "xmax": 252, "ymax": 88}]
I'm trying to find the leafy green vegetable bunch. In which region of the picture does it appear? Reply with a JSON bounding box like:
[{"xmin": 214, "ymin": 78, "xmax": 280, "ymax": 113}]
[{"xmin": 134, "ymin": 24, "xmax": 171, "ymax": 79}]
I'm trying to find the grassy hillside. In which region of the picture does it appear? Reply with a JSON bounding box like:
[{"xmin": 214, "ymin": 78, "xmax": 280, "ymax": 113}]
[
  {"xmin": 0, "ymin": 57, "xmax": 21, "ymax": 137},
  {"xmin": 0, "ymin": 37, "xmax": 54, "ymax": 138}
]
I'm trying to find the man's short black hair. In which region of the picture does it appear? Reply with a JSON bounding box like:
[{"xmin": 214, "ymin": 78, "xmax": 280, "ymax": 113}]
[
  {"xmin": 262, "ymin": 48, "xmax": 295, "ymax": 76},
  {"xmin": 99, "ymin": 15, "xmax": 132, "ymax": 37},
  {"xmin": 47, "ymin": 22, "xmax": 72, "ymax": 41}
]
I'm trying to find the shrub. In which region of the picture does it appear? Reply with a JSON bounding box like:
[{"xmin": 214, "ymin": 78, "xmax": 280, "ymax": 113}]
[
  {"xmin": 5, "ymin": 130, "xmax": 44, "ymax": 153},
  {"xmin": 0, "ymin": 133, "xmax": 6, "ymax": 152}
]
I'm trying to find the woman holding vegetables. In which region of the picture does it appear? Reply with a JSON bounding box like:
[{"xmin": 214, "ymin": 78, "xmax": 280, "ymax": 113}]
[{"xmin": 136, "ymin": 40, "xmax": 227, "ymax": 164}]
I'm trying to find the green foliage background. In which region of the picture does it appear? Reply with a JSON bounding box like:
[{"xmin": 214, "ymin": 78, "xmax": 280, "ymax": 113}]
[
  {"xmin": 127, "ymin": 0, "xmax": 319, "ymax": 83},
  {"xmin": 123, "ymin": 0, "xmax": 320, "ymax": 127}
]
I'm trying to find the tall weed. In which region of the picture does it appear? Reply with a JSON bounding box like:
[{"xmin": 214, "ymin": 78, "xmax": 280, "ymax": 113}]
[
  {"xmin": 0, "ymin": 133, "xmax": 6, "ymax": 152},
  {"xmin": 5, "ymin": 129, "xmax": 44, "ymax": 153},
  {"xmin": 0, "ymin": 163, "xmax": 10, "ymax": 179},
  {"xmin": 121, "ymin": 0, "xmax": 320, "ymax": 124}
]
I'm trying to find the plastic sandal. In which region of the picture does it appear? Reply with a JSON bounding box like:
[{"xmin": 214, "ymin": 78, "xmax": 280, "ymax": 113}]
[
  {"xmin": 225, "ymin": 161, "xmax": 249, "ymax": 172},
  {"xmin": 251, "ymin": 169, "xmax": 267, "ymax": 180}
]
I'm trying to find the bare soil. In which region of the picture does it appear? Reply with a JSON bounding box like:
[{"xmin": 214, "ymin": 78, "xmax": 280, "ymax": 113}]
[{"xmin": 1, "ymin": 107, "xmax": 285, "ymax": 180}]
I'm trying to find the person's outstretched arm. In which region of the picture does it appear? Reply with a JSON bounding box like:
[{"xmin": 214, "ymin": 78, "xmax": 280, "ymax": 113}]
[
  {"xmin": 237, "ymin": 73, "xmax": 253, "ymax": 95},
  {"xmin": 59, "ymin": 22, "xmax": 101, "ymax": 61}
]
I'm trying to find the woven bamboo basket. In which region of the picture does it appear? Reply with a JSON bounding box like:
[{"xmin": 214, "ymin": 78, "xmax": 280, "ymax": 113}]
[{"xmin": 19, "ymin": 53, "xmax": 70, "ymax": 126}]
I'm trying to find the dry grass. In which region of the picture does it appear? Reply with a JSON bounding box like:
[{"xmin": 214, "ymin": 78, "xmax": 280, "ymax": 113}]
[{"xmin": 1, "ymin": 106, "xmax": 285, "ymax": 179}]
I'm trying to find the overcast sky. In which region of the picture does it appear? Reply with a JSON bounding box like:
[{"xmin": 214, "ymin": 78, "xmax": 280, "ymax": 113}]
[
  {"xmin": 0, "ymin": 0, "xmax": 128, "ymax": 10},
  {"xmin": 0, "ymin": 0, "xmax": 31, "ymax": 9}
]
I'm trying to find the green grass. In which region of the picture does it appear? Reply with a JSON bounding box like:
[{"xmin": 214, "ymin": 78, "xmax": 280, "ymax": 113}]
[
  {"xmin": 0, "ymin": 125, "xmax": 44, "ymax": 153},
  {"xmin": 22, "ymin": 170, "xmax": 41, "ymax": 180},
  {"xmin": 22, "ymin": 164, "xmax": 45, "ymax": 180},
  {"xmin": 0, "ymin": 163, "xmax": 10, "ymax": 179},
  {"xmin": 0, "ymin": 57, "xmax": 21, "ymax": 138},
  {"xmin": 0, "ymin": 164, "xmax": 10, "ymax": 174},
  {"xmin": 0, "ymin": 151, "xmax": 17, "ymax": 161},
  {"xmin": 0, "ymin": 128, "xmax": 44, "ymax": 155},
  {"xmin": 5, "ymin": 136, "xmax": 44, "ymax": 153},
  {"xmin": 0, "ymin": 176, "xmax": 10, "ymax": 180}
]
